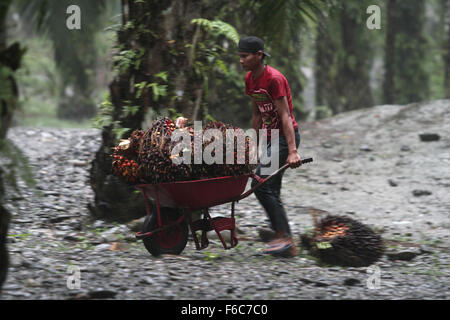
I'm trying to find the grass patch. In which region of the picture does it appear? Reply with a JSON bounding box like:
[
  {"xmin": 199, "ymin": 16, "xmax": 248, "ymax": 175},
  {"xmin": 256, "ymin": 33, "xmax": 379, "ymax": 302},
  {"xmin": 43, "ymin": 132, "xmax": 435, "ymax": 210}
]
[
  {"xmin": 8, "ymin": 233, "xmax": 32, "ymax": 240},
  {"xmin": 203, "ymin": 250, "xmax": 221, "ymax": 262}
]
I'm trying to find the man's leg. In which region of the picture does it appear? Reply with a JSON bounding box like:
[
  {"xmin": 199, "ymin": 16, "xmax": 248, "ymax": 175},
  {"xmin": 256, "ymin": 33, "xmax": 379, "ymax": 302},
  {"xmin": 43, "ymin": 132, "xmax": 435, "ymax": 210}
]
[
  {"xmin": 252, "ymin": 163, "xmax": 291, "ymax": 235},
  {"xmin": 252, "ymin": 131, "xmax": 300, "ymax": 248}
]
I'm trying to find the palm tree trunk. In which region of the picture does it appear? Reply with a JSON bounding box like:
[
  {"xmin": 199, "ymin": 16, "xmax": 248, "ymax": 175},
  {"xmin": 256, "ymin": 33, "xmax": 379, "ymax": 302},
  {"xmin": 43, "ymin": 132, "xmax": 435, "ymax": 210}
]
[
  {"xmin": 384, "ymin": 0, "xmax": 429, "ymax": 105},
  {"xmin": 89, "ymin": 0, "xmax": 207, "ymax": 221},
  {"xmin": 384, "ymin": 0, "xmax": 397, "ymax": 104},
  {"xmin": 315, "ymin": 22, "xmax": 339, "ymax": 114},
  {"xmin": 315, "ymin": 1, "xmax": 374, "ymax": 115},
  {"xmin": 444, "ymin": 0, "xmax": 450, "ymax": 98},
  {"xmin": 17, "ymin": 0, "xmax": 106, "ymax": 120},
  {"xmin": 0, "ymin": 0, "xmax": 12, "ymax": 292},
  {"xmin": 337, "ymin": 1, "xmax": 374, "ymax": 111}
]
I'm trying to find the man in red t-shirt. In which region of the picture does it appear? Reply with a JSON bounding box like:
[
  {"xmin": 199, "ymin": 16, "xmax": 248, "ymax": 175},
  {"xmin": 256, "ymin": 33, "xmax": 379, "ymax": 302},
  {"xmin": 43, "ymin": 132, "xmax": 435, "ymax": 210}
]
[{"xmin": 238, "ymin": 36, "xmax": 302, "ymax": 257}]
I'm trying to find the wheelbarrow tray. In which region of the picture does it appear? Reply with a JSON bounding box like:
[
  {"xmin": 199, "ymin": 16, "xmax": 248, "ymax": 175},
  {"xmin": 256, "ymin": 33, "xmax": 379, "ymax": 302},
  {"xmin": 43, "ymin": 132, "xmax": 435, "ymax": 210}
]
[
  {"xmin": 137, "ymin": 174, "xmax": 251, "ymax": 210},
  {"xmin": 135, "ymin": 157, "xmax": 313, "ymax": 255}
]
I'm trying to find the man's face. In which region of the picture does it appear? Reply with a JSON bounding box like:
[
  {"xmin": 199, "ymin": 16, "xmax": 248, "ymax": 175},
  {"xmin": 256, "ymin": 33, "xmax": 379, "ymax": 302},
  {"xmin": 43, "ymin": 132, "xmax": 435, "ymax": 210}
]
[{"xmin": 238, "ymin": 51, "xmax": 262, "ymax": 71}]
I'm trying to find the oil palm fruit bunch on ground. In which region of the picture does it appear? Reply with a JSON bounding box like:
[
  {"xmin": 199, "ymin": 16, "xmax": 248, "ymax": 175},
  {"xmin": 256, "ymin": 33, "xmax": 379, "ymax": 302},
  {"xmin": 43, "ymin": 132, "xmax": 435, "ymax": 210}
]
[
  {"xmin": 300, "ymin": 214, "xmax": 384, "ymax": 267},
  {"xmin": 111, "ymin": 129, "xmax": 145, "ymax": 183},
  {"xmin": 112, "ymin": 118, "xmax": 256, "ymax": 184}
]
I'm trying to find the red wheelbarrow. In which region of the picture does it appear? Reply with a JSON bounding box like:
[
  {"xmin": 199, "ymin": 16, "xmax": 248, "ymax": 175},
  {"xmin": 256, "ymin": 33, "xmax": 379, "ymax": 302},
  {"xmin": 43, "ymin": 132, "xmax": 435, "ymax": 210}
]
[{"xmin": 135, "ymin": 157, "xmax": 313, "ymax": 256}]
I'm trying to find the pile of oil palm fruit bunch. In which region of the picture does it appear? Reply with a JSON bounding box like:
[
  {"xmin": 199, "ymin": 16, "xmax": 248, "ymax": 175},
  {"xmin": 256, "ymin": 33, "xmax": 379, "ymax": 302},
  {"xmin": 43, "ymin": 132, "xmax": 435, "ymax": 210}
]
[
  {"xmin": 112, "ymin": 117, "xmax": 256, "ymax": 184},
  {"xmin": 199, "ymin": 121, "xmax": 256, "ymax": 178},
  {"xmin": 111, "ymin": 129, "xmax": 145, "ymax": 183},
  {"xmin": 300, "ymin": 214, "xmax": 384, "ymax": 267}
]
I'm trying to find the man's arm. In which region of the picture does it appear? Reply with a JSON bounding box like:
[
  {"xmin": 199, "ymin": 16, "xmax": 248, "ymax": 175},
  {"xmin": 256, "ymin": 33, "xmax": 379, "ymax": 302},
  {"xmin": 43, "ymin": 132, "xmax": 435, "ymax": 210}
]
[{"xmin": 273, "ymin": 96, "xmax": 302, "ymax": 168}]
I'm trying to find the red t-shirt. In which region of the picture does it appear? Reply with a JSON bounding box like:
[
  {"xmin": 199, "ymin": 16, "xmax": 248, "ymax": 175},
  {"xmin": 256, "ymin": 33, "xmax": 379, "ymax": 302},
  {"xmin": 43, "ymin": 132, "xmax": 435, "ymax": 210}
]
[{"xmin": 245, "ymin": 65, "xmax": 298, "ymax": 138}]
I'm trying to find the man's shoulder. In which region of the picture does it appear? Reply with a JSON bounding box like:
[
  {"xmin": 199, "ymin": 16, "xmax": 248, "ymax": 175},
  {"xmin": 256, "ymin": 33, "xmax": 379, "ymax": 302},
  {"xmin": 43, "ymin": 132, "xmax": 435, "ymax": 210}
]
[{"xmin": 265, "ymin": 65, "xmax": 287, "ymax": 82}]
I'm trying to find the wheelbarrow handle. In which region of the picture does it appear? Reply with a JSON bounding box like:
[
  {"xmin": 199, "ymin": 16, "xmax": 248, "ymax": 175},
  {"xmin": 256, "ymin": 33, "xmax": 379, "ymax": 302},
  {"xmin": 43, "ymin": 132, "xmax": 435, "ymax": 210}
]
[
  {"xmin": 302, "ymin": 156, "xmax": 314, "ymax": 164},
  {"xmin": 253, "ymin": 156, "xmax": 313, "ymax": 182},
  {"xmin": 278, "ymin": 157, "xmax": 314, "ymax": 173},
  {"xmin": 238, "ymin": 156, "xmax": 313, "ymax": 201}
]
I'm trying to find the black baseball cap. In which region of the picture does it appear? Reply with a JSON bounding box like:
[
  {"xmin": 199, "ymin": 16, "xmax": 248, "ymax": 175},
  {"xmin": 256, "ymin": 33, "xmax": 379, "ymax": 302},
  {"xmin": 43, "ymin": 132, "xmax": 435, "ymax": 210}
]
[{"xmin": 238, "ymin": 36, "xmax": 271, "ymax": 57}]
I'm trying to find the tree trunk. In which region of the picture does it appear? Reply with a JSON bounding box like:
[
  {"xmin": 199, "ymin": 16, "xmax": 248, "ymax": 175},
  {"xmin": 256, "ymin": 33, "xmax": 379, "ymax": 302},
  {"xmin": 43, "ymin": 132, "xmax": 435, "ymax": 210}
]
[
  {"xmin": 315, "ymin": 1, "xmax": 374, "ymax": 115},
  {"xmin": 89, "ymin": 0, "xmax": 207, "ymax": 221},
  {"xmin": 0, "ymin": 0, "xmax": 12, "ymax": 292},
  {"xmin": 315, "ymin": 21, "xmax": 339, "ymax": 115},
  {"xmin": 444, "ymin": 0, "xmax": 450, "ymax": 98},
  {"xmin": 40, "ymin": 0, "xmax": 102, "ymax": 120},
  {"xmin": 383, "ymin": 0, "xmax": 429, "ymax": 105},
  {"xmin": 383, "ymin": 0, "xmax": 397, "ymax": 104},
  {"xmin": 337, "ymin": 1, "xmax": 374, "ymax": 112}
]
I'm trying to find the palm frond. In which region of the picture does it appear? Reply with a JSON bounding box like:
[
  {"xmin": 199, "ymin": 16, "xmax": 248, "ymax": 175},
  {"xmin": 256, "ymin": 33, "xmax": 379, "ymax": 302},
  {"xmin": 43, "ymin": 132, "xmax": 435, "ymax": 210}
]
[
  {"xmin": 192, "ymin": 18, "xmax": 240, "ymax": 45},
  {"xmin": 246, "ymin": 0, "xmax": 329, "ymax": 44}
]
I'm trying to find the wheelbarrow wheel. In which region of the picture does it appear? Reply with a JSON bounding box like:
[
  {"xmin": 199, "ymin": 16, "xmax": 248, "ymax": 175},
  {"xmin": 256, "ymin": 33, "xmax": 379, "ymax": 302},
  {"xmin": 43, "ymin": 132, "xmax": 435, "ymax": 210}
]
[{"xmin": 142, "ymin": 208, "xmax": 188, "ymax": 257}]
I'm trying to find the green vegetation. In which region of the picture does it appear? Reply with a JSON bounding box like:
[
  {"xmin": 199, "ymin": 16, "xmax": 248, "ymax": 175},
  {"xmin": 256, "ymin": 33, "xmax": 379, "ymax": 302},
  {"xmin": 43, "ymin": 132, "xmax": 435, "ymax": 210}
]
[
  {"xmin": 4, "ymin": 0, "xmax": 449, "ymax": 131},
  {"xmin": 13, "ymin": 31, "xmax": 114, "ymax": 128},
  {"xmin": 203, "ymin": 250, "xmax": 221, "ymax": 262},
  {"xmin": 7, "ymin": 233, "xmax": 32, "ymax": 240}
]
